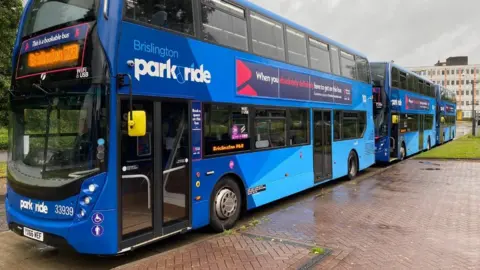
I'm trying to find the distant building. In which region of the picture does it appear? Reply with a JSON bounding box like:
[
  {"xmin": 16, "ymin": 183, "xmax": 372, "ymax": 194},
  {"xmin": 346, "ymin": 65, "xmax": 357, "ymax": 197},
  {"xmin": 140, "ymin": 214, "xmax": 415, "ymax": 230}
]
[{"xmin": 407, "ymin": 56, "xmax": 480, "ymax": 119}]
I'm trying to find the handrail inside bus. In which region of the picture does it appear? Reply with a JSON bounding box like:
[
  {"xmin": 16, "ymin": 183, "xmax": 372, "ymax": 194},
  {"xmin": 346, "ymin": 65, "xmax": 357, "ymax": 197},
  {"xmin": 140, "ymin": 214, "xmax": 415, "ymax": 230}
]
[{"xmin": 121, "ymin": 174, "xmax": 151, "ymax": 209}]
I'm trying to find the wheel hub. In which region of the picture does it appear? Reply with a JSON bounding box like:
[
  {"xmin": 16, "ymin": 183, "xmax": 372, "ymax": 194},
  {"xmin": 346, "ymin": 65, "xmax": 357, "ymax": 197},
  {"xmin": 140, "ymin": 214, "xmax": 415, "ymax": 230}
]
[{"xmin": 215, "ymin": 189, "xmax": 237, "ymax": 220}]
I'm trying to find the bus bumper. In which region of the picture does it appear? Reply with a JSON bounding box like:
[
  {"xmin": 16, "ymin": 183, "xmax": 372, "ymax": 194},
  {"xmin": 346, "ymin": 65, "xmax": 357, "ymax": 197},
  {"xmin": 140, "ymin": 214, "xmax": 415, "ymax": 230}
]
[{"xmin": 5, "ymin": 194, "xmax": 118, "ymax": 255}]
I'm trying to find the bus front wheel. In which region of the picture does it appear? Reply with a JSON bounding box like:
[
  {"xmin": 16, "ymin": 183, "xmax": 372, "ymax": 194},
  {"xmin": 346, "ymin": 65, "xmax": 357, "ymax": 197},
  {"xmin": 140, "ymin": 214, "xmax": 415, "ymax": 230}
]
[
  {"xmin": 210, "ymin": 177, "xmax": 242, "ymax": 232},
  {"xmin": 347, "ymin": 151, "xmax": 358, "ymax": 180}
]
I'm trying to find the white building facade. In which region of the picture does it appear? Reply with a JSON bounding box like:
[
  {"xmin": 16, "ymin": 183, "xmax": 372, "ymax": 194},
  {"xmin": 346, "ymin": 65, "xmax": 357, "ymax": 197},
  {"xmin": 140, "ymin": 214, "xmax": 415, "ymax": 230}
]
[{"xmin": 408, "ymin": 64, "xmax": 480, "ymax": 118}]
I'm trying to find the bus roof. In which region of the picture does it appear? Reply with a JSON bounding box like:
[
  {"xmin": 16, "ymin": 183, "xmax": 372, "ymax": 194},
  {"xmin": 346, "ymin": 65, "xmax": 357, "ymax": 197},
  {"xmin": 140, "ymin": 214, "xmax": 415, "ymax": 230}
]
[
  {"xmin": 234, "ymin": 0, "xmax": 368, "ymax": 59},
  {"xmin": 371, "ymin": 61, "xmax": 435, "ymax": 84}
]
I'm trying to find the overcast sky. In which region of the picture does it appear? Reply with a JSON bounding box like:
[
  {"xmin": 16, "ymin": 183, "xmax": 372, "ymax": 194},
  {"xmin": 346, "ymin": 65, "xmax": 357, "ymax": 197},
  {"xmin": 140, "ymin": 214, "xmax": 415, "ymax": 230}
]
[{"xmin": 250, "ymin": 0, "xmax": 480, "ymax": 67}]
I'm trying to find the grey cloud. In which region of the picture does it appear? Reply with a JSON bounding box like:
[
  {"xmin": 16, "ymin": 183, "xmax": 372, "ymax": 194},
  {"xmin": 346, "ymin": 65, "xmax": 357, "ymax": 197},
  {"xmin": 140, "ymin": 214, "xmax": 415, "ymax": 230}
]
[{"xmin": 250, "ymin": 0, "xmax": 480, "ymax": 66}]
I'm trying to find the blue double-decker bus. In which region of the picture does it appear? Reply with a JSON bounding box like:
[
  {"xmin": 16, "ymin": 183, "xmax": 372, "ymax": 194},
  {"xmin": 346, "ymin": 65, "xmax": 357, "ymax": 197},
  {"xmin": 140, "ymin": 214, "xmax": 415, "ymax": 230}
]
[
  {"xmin": 371, "ymin": 62, "xmax": 437, "ymax": 162},
  {"xmin": 7, "ymin": 0, "xmax": 374, "ymax": 254},
  {"xmin": 435, "ymin": 85, "xmax": 457, "ymax": 144}
]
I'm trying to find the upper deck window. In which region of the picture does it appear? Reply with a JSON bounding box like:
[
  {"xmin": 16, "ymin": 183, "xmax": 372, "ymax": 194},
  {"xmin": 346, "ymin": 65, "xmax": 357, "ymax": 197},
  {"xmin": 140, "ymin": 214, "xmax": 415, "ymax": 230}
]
[
  {"xmin": 250, "ymin": 12, "xmax": 285, "ymax": 61},
  {"xmin": 201, "ymin": 0, "xmax": 248, "ymax": 51},
  {"xmin": 125, "ymin": 0, "xmax": 195, "ymax": 36},
  {"xmin": 286, "ymin": 27, "xmax": 307, "ymax": 67},
  {"xmin": 340, "ymin": 51, "xmax": 356, "ymax": 79},
  {"xmin": 329, "ymin": 46, "xmax": 341, "ymax": 75},
  {"xmin": 22, "ymin": 0, "xmax": 96, "ymax": 37},
  {"xmin": 355, "ymin": 57, "xmax": 370, "ymax": 83},
  {"xmin": 309, "ymin": 38, "xmax": 331, "ymax": 73}
]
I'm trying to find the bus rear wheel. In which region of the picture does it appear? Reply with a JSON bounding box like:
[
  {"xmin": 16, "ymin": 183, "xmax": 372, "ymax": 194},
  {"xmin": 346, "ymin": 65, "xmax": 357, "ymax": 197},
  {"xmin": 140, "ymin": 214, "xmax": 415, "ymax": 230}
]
[
  {"xmin": 347, "ymin": 151, "xmax": 358, "ymax": 180},
  {"xmin": 210, "ymin": 177, "xmax": 242, "ymax": 232}
]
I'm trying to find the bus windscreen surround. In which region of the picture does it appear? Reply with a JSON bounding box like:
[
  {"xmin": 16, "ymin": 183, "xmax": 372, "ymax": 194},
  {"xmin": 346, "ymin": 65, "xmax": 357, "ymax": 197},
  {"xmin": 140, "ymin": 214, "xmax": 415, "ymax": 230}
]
[{"xmin": 16, "ymin": 23, "xmax": 89, "ymax": 79}]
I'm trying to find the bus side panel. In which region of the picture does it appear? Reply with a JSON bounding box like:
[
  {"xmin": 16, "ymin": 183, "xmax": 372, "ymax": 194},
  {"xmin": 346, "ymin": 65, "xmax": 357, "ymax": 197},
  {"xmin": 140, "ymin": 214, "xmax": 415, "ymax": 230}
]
[
  {"xmin": 191, "ymin": 146, "xmax": 313, "ymax": 229},
  {"xmin": 403, "ymin": 132, "xmax": 419, "ymax": 157},
  {"xmin": 332, "ymin": 141, "xmax": 375, "ymax": 179},
  {"xmin": 424, "ymin": 129, "xmax": 435, "ymax": 149}
]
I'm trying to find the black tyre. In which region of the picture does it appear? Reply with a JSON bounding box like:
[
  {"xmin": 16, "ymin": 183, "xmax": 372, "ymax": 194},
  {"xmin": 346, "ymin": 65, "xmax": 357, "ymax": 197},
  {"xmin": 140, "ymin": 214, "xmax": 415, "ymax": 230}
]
[
  {"xmin": 347, "ymin": 151, "xmax": 358, "ymax": 180},
  {"xmin": 400, "ymin": 143, "xmax": 406, "ymax": 160},
  {"xmin": 210, "ymin": 176, "xmax": 242, "ymax": 232}
]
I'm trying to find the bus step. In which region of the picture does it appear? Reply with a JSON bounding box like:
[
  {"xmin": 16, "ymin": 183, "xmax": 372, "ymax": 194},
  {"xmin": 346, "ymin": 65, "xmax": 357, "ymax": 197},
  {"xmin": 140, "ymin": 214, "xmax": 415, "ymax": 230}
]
[{"xmin": 389, "ymin": 158, "xmax": 398, "ymax": 162}]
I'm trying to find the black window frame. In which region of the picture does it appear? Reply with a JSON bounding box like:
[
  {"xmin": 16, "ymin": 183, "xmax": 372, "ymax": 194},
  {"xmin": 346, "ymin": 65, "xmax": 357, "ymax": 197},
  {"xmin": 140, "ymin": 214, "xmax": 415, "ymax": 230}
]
[
  {"xmin": 123, "ymin": 0, "xmax": 197, "ymax": 37},
  {"xmin": 200, "ymin": 0, "xmax": 249, "ymax": 52},
  {"xmin": 122, "ymin": 0, "xmax": 372, "ymax": 83},
  {"xmin": 285, "ymin": 26, "xmax": 308, "ymax": 67},
  {"xmin": 333, "ymin": 110, "xmax": 367, "ymax": 141},
  {"xmin": 202, "ymin": 102, "xmax": 310, "ymax": 158}
]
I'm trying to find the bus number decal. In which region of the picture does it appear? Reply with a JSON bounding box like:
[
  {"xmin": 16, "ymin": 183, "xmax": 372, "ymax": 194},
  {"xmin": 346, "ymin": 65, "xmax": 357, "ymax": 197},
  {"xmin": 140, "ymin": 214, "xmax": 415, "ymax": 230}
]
[
  {"xmin": 55, "ymin": 205, "xmax": 74, "ymax": 216},
  {"xmin": 247, "ymin": 185, "xmax": 266, "ymax": 196}
]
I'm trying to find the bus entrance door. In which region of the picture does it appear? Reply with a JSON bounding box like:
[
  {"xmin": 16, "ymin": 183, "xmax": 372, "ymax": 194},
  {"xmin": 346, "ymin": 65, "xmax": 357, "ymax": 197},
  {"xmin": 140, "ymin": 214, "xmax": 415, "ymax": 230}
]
[
  {"xmin": 390, "ymin": 113, "xmax": 400, "ymax": 160},
  {"xmin": 419, "ymin": 114, "xmax": 425, "ymax": 151},
  {"xmin": 313, "ymin": 110, "xmax": 333, "ymax": 183},
  {"xmin": 119, "ymin": 99, "xmax": 190, "ymax": 250}
]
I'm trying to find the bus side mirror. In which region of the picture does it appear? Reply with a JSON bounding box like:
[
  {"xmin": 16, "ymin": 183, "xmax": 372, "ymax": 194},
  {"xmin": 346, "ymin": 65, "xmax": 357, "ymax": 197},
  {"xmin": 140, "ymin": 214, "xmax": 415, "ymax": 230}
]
[
  {"xmin": 441, "ymin": 117, "xmax": 445, "ymax": 123},
  {"xmin": 128, "ymin": 111, "xmax": 146, "ymax": 137},
  {"xmin": 392, "ymin": 115, "xmax": 399, "ymax": 124}
]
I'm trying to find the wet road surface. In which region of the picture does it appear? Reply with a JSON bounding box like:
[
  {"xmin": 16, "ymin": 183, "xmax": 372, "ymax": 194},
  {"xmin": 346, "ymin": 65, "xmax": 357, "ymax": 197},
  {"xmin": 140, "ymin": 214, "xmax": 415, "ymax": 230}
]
[
  {"xmin": 1, "ymin": 159, "xmax": 479, "ymax": 269},
  {"xmin": 120, "ymin": 160, "xmax": 480, "ymax": 269},
  {"xmin": 0, "ymin": 166, "xmax": 388, "ymax": 269}
]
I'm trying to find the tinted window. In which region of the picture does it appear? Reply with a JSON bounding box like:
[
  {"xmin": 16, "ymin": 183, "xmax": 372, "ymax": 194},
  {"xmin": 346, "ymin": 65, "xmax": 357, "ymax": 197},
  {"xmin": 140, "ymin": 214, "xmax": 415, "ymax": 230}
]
[
  {"xmin": 334, "ymin": 111, "xmax": 367, "ymax": 140},
  {"xmin": 23, "ymin": 0, "xmax": 95, "ymax": 37},
  {"xmin": 287, "ymin": 27, "xmax": 308, "ymax": 67},
  {"xmin": 203, "ymin": 104, "xmax": 250, "ymax": 156},
  {"xmin": 400, "ymin": 71, "xmax": 407, "ymax": 89},
  {"xmin": 201, "ymin": 1, "xmax": 247, "ymax": 51},
  {"xmin": 400, "ymin": 114, "xmax": 418, "ymax": 133},
  {"xmin": 255, "ymin": 109, "xmax": 286, "ymax": 149},
  {"xmin": 289, "ymin": 109, "xmax": 309, "ymax": 145},
  {"xmin": 391, "ymin": 67, "xmax": 400, "ymax": 88},
  {"xmin": 340, "ymin": 51, "xmax": 356, "ymax": 79},
  {"xmin": 286, "ymin": 27, "xmax": 307, "ymax": 67},
  {"xmin": 355, "ymin": 57, "xmax": 370, "ymax": 83},
  {"xmin": 329, "ymin": 46, "xmax": 341, "ymax": 75},
  {"xmin": 125, "ymin": 0, "xmax": 195, "ymax": 35},
  {"xmin": 309, "ymin": 39, "xmax": 331, "ymax": 73},
  {"xmin": 250, "ymin": 12, "xmax": 285, "ymax": 61},
  {"xmin": 425, "ymin": 115, "xmax": 434, "ymax": 129}
]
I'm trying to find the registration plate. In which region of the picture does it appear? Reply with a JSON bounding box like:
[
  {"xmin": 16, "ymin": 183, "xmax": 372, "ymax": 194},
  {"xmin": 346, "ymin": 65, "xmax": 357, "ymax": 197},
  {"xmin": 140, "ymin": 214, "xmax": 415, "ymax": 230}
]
[{"xmin": 23, "ymin": 227, "xmax": 44, "ymax": 242}]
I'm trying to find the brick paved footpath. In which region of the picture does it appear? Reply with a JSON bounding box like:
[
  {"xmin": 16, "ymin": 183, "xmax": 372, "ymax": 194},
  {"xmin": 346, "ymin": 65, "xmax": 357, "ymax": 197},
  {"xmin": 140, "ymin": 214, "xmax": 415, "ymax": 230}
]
[{"xmin": 116, "ymin": 160, "xmax": 480, "ymax": 270}]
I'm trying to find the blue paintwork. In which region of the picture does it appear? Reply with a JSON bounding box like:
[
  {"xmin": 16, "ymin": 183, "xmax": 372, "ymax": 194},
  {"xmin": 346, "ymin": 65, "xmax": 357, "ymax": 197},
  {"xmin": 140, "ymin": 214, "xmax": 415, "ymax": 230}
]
[
  {"xmin": 8, "ymin": 0, "xmax": 375, "ymax": 255},
  {"xmin": 373, "ymin": 62, "xmax": 437, "ymax": 162},
  {"xmin": 435, "ymin": 85, "xmax": 457, "ymax": 145}
]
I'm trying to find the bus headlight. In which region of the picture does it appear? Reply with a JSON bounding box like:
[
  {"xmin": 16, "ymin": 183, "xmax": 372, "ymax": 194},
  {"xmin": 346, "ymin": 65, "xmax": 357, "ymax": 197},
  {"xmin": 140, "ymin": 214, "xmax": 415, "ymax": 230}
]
[
  {"xmin": 88, "ymin": 184, "xmax": 97, "ymax": 193},
  {"xmin": 84, "ymin": 196, "xmax": 92, "ymax": 205},
  {"xmin": 79, "ymin": 208, "xmax": 87, "ymax": 218}
]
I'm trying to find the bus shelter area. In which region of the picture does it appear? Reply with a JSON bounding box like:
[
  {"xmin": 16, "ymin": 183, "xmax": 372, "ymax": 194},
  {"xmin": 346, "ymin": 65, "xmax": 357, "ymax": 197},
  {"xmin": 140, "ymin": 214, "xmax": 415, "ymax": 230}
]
[{"xmin": 0, "ymin": 159, "xmax": 479, "ymax": 269}]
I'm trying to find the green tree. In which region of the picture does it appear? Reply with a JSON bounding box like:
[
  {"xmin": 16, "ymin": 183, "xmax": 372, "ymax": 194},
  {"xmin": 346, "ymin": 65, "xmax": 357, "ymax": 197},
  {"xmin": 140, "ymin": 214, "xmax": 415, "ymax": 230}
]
[{"xmin": 0, "ymin": 0, "xmax": 23, "ymax": 128}]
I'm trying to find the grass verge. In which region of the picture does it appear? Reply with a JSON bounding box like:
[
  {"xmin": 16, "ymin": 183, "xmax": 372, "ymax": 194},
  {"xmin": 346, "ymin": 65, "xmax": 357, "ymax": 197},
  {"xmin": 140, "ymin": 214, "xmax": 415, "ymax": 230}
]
[
  {"xmin": 0, "ymin": 162, "xmax": 6, "ymax": 178},
  {"xmin": 416, "ymin": 135, "xmax": 480, "ymax": 159},
  {"xmin": 0, "ymin": 128, "xmax": 6, "ymax": 151}
]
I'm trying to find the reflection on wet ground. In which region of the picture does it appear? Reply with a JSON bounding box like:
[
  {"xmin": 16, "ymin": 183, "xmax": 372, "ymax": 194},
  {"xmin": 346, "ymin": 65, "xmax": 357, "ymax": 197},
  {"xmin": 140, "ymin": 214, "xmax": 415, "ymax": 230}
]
[{"xmin": 245, "ymin": 160, "xmax": 480, "ymax": 269}]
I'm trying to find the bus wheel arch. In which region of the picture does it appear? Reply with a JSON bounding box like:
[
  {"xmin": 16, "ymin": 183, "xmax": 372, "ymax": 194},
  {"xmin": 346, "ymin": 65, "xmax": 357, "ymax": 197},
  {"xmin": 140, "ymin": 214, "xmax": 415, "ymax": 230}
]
[
  {"xmin": 347, "ymin": 150, "xmax": 359, "ymax": 180},
  {"xmin": 209, "ymin": 173, "xmax": 245, "ymax": 232}
]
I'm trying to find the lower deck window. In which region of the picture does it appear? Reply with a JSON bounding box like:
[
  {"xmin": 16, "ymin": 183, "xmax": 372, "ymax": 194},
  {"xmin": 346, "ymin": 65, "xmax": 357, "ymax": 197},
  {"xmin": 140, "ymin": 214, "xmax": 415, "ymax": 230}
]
[
  {"xmin": 334, "ymin": 110, "xmax": 366, "ymax": 140},
  {"xmin": 203, "ymin": 104, "xmax": 250, "ymax": 156}
]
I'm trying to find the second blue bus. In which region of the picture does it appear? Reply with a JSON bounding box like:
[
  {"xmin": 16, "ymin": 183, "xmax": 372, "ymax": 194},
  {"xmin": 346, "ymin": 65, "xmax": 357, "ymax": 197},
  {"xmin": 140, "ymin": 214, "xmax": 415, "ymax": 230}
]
[
  {"xmin": 371, "ymin": 62, "xmax": 437, "ymax": 162},
  {"xmin": 435, "ymin": 85, "xmax": 457, "ymax": 144}
]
